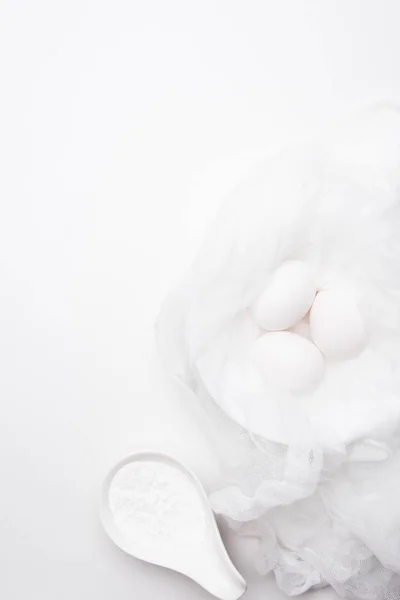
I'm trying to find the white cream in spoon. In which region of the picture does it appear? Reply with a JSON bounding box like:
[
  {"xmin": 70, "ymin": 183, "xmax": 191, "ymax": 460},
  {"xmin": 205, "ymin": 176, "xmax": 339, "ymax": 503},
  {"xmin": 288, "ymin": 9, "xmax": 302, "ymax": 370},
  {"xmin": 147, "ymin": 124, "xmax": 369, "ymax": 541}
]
[{"xmin": 100, "ymin": 453, "xmax": 246, "ymax": 600}]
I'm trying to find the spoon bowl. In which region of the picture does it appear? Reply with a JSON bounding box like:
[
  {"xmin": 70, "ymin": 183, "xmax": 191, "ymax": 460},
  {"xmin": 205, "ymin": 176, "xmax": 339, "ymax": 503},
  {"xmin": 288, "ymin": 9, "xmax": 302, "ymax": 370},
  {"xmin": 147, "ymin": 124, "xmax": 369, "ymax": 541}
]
[{"xmin": 100, "ymin": 451, "xmax": 247, "ymax": 600}]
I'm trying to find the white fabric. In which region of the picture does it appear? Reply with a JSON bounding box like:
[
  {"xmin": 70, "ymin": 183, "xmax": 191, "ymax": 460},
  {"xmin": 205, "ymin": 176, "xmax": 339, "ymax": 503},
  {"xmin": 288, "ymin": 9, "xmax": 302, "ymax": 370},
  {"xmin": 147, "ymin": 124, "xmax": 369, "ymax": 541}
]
[{"xmin": 156, "ymin": 105, "xmax": 400, "ymax": 598}]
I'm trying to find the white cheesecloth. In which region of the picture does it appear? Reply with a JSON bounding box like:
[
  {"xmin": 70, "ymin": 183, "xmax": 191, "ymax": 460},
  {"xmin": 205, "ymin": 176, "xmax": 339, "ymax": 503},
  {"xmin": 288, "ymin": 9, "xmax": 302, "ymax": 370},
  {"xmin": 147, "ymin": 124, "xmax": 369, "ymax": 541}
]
[{"xmin": 157, "ymin": 105, "xmax": 400, "ymax": 598}]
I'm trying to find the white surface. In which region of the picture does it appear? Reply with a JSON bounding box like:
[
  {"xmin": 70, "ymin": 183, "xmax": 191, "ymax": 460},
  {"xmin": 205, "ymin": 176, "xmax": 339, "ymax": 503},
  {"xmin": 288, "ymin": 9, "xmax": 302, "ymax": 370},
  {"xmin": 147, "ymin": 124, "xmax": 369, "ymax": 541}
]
[{"xmin": 1, "ymin": 1, "xmax": 400, "ymax": 599}]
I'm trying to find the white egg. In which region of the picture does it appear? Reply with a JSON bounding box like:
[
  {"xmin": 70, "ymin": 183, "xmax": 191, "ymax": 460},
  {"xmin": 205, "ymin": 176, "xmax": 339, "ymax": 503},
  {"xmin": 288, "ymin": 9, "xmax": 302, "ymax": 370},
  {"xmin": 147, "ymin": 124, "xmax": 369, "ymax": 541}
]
[
  {"xmin": 310, "ymin": 288, "xmax": 366, "ymax": 360},
  {"xmin": 251, "ymin": 331, "xmax": 324, "ymax": 392},
  {"xmin": 250, "ymin": 260, "xmax": 316, "ymax": 331}
]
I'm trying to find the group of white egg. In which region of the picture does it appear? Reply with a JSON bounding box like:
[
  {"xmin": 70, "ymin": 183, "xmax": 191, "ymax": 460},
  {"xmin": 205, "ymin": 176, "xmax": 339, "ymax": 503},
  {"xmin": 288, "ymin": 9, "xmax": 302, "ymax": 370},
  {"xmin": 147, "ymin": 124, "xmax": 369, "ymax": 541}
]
[{"xmin": 250, "ymin": 261, "xmax": 366, "ymax": 393}]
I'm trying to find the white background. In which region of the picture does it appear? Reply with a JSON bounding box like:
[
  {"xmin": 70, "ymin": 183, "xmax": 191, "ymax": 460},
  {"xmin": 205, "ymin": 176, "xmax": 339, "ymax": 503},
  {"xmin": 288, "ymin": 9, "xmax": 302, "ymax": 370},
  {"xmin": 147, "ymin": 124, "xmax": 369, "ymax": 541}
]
[{"xmin": 1, "ymin": 1, "xmax": 400, "ymax": 599}]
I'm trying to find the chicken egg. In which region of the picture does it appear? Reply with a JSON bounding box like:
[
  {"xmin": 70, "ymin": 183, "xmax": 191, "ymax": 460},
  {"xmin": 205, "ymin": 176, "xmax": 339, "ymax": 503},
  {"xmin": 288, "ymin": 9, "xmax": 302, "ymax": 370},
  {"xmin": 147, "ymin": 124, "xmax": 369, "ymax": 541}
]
[
  {"xmin": 251, "ymin": 331, "xmax": 324, "ymax": 392},
  {"xmin": 310, "ymin": 288, "xmax": 366, "ymax": 360},
  {"xmin": 250, "ymin": 260, "xmax": 316, "ymax": 331}
]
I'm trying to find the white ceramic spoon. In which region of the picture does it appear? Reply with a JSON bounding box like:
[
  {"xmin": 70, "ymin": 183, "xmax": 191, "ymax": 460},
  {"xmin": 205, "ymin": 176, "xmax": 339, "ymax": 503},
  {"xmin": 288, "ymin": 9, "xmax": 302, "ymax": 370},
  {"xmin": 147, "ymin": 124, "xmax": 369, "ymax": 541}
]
[{"xmin": 100, "ymin": 452, "xmax": 247, "ymax": 600}]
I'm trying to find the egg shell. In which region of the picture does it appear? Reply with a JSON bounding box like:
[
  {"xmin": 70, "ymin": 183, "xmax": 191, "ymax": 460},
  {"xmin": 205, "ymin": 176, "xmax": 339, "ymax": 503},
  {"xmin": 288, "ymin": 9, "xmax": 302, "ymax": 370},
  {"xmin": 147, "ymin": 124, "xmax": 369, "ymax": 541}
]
[
  {"xmin": 250, "ymin": 260, "xmax": 316, "ymax": 331},
  {"xmin": 310, "ymin": 288, "xmax": 366, "ymax": 360},
  {"xmin": 251, "ymin": 331, "xmax": 324, "ymax": 392}
]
